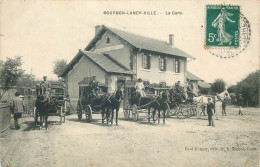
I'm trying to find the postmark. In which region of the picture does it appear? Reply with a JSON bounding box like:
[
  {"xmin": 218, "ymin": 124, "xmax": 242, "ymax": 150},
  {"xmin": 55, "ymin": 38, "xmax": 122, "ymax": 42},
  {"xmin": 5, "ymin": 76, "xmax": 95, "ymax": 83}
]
[{"xmin": 204, "ymin": 5, "xmax": 251, "ymax": 58}]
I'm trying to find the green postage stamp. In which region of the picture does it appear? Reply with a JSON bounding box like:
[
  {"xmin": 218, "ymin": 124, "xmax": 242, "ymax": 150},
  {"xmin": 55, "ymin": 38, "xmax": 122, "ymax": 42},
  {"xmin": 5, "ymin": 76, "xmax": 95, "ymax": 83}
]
[{"xmin": 206, "ymin": 5, "xmax": 240, "ymax": 47}]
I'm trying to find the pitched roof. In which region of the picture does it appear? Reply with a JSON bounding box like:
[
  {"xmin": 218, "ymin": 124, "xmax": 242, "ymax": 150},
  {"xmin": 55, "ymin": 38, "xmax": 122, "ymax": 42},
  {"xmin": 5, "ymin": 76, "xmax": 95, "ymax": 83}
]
[
  {"xmin": 198, "ymin": 81, "xmax": 211, "ymax": 89},
  {"xmin": 59, "ymin": 50, "xmax": 133, "ymax": 77},
  {"xmin": 187, "ymin": 71, "xmax": 203, "ymax": 81},
  {"xmin": 81, "ymin": 50, "xmax": 133, "ymax": 75},
  {"xmin": 85, "ymin": 25, "xmax": 194, "ymax": 59}
]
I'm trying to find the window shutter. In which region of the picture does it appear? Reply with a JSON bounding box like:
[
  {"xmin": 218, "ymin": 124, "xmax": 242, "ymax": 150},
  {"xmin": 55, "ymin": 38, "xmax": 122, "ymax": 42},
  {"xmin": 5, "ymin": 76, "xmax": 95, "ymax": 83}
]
[
  {"xmin": 142, "ymin": 54, "xmax": 144, "ymax": 69},
  {"xmin": 179, "ymin": 59, "xmax": 182, "ymax": 73},
  {"xmin": 148, "ymin": 54, "xmax": 151, "ymax": 69},
  {"xmin": 173, "ymin": 58, "xmax": 175, "ymax": 73},
  {"xmin": 158, "ymin": 55, "xmax": 160, "ymax": 70},
  {"xmin": 164, "ymin": 57, "xmax": 167, "ymax": 71}
]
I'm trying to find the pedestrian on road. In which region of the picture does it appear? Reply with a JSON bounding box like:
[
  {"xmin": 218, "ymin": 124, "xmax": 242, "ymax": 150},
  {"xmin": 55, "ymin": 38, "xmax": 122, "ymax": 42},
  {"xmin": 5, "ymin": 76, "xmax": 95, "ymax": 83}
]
[
  {"xmin": 207, "ymin": 97, "xmax": 215, "ymax": 127},
  {"xmin": 237, "ymin": 94, "xmax": 243, "ymax": 115},
  {"xmin": 10, "ymin": 92, "xmax": 25, "ymax": 130},
  {"xmin": 222, "ymin": 94, "xmax": 227, "ymax": 116}
]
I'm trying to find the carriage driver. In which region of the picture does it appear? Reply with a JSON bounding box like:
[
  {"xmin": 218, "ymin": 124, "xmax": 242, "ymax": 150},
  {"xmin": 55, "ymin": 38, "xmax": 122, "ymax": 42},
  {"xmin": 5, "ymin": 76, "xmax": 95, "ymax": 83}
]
[
  {"xmin": 90, "ymin": 76, "xmax": 99, "ymax": 98},
  {"xmin": 135, "ymin": 78, "xmax": 146, "ymax": 97},
  {"xmin": 174, "ymin": 81, "xmax": 184, "ymax": 93},
  {"xmin": 40, "ymin": 76, "xmax": 51, "ymax": 103},
  {"xmin": 41, "ymin": 76, "xmax": 51, "ymax": 95},
  {"xmin": 187, "ymin": 80, "xmax": 196, "ymax": 99}
]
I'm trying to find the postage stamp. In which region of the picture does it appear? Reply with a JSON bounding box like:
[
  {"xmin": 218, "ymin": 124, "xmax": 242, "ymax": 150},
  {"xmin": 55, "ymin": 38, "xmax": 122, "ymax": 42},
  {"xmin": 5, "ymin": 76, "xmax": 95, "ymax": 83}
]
[{"xmin": 206, "ymin": 5, "xmax": 240, "ymax": 47}]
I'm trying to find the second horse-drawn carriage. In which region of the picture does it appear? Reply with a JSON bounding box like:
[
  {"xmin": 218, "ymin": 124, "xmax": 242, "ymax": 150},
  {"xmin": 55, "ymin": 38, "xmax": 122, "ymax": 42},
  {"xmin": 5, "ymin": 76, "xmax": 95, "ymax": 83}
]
[
  {"xmin": 76, "ymin": 77, "xmax": 122, "ymax": 125},
  {"xmin": 76, "ymin": 79, "xmax": 111, "ymax": 122},
  {"xmin": 122, "ymin": 79, "xmax": 202, "ymax": 124}
]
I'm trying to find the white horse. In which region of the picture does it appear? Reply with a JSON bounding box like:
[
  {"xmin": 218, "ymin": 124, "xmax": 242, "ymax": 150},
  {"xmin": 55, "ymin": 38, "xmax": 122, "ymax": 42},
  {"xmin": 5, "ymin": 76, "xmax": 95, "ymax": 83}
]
[{"xmin": 193, "ymin": 90, "xmax": 230, "ymax": 118}]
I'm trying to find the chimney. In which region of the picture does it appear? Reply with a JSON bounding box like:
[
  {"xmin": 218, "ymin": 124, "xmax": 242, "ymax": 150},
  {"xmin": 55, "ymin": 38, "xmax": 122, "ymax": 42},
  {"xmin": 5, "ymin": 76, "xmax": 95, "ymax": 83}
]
[
  {"xmin": 95, "ymin": 25, "xmax": 102, "ymax": 35},
  {"xmin": 169, "ymin": 34, "xmax": 174, "ymax": 47}
]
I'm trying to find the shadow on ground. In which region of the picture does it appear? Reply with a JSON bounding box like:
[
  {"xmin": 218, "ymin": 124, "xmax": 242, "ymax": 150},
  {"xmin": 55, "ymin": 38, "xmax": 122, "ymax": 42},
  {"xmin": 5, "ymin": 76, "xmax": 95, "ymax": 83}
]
[
  {"xmin": 22, "ymin": 120, "xmax": 63, "ymax": 131},
  {"xmin": 67, "ymin": 118, "xmax": 113, "ymax": 127}
]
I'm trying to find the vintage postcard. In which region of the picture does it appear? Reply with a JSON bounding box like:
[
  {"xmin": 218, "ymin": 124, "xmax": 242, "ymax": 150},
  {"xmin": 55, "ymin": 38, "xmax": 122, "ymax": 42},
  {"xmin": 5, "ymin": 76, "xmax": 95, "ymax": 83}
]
[{"xmin": 0, "ymin": 0, "xmax": 259, "ymax": 167}]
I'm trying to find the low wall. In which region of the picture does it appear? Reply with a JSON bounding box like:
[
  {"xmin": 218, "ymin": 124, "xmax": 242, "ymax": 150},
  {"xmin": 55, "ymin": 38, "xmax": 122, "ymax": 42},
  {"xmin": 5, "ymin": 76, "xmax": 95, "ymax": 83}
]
[{"xmin": 0, "ymin": 103, "xmax": 11, "ymax": 136}]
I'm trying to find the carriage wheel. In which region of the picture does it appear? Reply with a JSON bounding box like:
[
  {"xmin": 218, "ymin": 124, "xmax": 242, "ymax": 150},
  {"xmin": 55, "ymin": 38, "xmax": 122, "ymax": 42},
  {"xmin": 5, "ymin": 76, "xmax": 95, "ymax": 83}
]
[
  {"xmin": 132, "ymin": 105, "xmax": 138, "ymax": 121},
  {"xmin": 77, "ymin": 101, "xmax": 82, "ymax": 120},
  {"xmin": 123, "ymin": 100, "xmax": 129, "ymax": 120},
  {"xmin": 176, "ymin": 105, "xmax": 184, "ymax": 118},
  {"xmin": 86, "ymin": 105, "xmax": 92, "ymax": 122},
  {"xmin": 60, "ymin": 106, "xmax": 63, "ymax": 125}
]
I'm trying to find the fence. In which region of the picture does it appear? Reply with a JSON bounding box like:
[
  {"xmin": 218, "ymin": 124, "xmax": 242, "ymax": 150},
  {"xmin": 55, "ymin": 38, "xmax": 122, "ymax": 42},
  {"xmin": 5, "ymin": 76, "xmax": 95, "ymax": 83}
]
[
  {"xmin": 0, "ymin": 103, "xmax": 11, "ymax": 136},
  {"xmin": 22, "ymin": 98, "xmax": 35, "ymax": 118}
]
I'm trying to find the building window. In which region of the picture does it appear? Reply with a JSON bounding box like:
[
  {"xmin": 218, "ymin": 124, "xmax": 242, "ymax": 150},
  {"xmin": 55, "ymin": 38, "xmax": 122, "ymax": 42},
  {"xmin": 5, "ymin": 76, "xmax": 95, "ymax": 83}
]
[
  {"xmin": 175, "ymin": 59, "xmax": 181, "ymax": 73},
  {"xmin": 106, "ymin": 37, "xmax": 110, "ymax": 44},
  {"xmin": 142, "ymin": 53, "xmax": 150, "ymax": 69},
  {"xmin": 159, "ymin": 56, "xmax": 166, "ymax": 71}
]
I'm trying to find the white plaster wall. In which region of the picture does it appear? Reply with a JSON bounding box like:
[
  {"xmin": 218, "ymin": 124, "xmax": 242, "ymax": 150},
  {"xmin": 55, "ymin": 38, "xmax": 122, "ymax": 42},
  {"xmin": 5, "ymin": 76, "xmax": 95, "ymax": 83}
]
[{"xmin": 136, "ymin": 52, "xmax": 186, "ymax": 86}]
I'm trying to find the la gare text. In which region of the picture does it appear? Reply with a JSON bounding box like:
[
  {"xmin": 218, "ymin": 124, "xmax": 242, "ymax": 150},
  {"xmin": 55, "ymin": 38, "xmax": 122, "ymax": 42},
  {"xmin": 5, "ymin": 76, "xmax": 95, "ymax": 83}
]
[{"xmin": 103, "ymin": 11, "xmax": 183, "ymax": 16}]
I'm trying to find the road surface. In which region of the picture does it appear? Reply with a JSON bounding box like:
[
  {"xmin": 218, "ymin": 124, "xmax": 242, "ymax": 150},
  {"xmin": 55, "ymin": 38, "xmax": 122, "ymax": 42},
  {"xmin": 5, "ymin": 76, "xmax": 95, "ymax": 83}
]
[{"xmin": 1, "ymin": 106, "xmax": 259, "ymax": 167}]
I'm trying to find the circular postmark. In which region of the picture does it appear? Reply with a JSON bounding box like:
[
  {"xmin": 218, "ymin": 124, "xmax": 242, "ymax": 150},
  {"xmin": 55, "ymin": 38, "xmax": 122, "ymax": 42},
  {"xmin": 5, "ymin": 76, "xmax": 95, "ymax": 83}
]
[{"xmin": 203, "ymin": 5, "xmax": 251, "ymax": 58}]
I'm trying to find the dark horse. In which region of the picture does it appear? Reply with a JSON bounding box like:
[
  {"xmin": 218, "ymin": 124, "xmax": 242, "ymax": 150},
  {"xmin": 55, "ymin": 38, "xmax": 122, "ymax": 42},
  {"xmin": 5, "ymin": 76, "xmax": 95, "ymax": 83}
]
[
  {"xmin": 35, "ymin": 95, "xmax": 46, "ymax": 128},
  {"xmin": 35, "ymin": 95, "xmax": 59, "ymax": 129},
  {"xmin": 107, "ymin": 89, "xmax": 123, "ymax": 125}
]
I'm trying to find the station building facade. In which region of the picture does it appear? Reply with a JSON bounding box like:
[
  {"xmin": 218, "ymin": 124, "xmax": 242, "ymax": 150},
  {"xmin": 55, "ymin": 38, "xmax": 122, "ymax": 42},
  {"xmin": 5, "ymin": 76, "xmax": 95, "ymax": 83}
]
[{"xmin": 60, "ymin": 25, "xmax": 194, "ymax": 104}]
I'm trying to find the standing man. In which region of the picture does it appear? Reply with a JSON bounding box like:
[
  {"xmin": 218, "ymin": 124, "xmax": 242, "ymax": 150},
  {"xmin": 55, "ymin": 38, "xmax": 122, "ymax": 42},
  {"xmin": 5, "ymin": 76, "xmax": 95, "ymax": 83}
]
[
  {"xmin": 222, "ymin": 93, "xmax": 228, "ymax": 116},
  {"xmin": 237, "ymin": 94, "xmax": 243, "ymax": 115},
  {"xmin": 135, "ymin": 78, "xmax": 146, "ymax": 97},
  {"xmin": 207, "ymin": 97, "xmax": 215, "ymax": 127},
  {"xmin": 10, "ymin": 92, "xmax": 25, "ymax": 130}
]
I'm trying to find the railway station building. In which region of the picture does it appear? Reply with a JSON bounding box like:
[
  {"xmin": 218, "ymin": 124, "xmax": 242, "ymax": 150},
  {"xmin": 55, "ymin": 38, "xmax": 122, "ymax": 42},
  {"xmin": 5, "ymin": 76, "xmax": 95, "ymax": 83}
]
[{"xmin": 60, "ymin": 25, "xmax": 194, "ymax": 105}]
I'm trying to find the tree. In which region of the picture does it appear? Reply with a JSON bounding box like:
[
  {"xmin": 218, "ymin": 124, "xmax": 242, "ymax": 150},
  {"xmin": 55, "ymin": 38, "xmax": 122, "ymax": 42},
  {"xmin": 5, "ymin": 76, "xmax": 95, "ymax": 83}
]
[
  {"xmin": 0, "ymin": 56, "xmax": 24, "ymax": 99},
  {"xmin": 210, "ymin": 79, "xmax": 226, "ymax": 94},
  {"xmin": 199, "ymin": 87, "xmax": 209, "ymax": 95},
  {"xmin": 53, "ymin": 59, "xmax": 68, "ymax": 77},
  {"xmin": 227, "ymin": 85, "xmax": 236, "ymax": 93},
  {"xmin": 235, "ymin": 70, "xmax": 259, "ymax": 107}
]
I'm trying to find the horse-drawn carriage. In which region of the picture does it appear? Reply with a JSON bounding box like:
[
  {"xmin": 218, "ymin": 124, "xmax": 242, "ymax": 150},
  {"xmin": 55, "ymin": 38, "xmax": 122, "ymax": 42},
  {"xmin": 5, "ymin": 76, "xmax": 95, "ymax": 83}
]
[
  {"xmin": 76, "ymin": 78, "xmax": 112, "ymax": 123},
  {"xmin": 34, "ymin": 82, "xmax": 66, "ymax": 129},
  {"xmin": 122, "ymin": 80, "xmax": 206, "ymax": 123},
  {"xmin": 123, "ymin": 80, "xmax": 171, "ymax": 123}
]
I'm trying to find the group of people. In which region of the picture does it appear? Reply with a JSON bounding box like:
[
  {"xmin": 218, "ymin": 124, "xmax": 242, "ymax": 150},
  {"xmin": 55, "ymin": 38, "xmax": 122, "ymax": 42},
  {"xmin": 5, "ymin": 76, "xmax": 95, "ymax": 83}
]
[
  {"xmin": 10, "ymin": 75, "xmax": 245, "ymax": 129},
  {"xmin": 206, "ymin": 93, "xmax": 244, "ymax": 127}
]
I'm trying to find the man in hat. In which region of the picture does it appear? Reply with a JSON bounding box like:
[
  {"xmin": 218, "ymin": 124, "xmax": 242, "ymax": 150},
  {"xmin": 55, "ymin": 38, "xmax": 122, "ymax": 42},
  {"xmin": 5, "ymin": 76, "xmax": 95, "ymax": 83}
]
[
  {"xmin": 207, "ymin": 97, "xmax": 215, "ymax": 127},
  {"xmin": 174, "ymin": 81, "xmax": 184, "ymax": 94},
  {"xmin": 41, "ymin": 76, "xmax": 51, "ymax": 95},
  {"xmin": 10, "ymin": 92, "xmax": 25, "ymax": 130},
  {"xmin": 90, "ymin": 76, "xmax": 99, "ymax": 98},
  {"xmin": 222, "ymin": 93, "xmax": 228, "ymax": 116},
  {"xmin": 135, "ymin": 78, "xmax": 146, "ymax": 97}
]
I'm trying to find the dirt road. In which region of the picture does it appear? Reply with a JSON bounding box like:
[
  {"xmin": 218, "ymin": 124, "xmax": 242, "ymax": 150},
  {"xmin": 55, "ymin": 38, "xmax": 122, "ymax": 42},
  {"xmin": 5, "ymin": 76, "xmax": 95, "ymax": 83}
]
[{"xmin": 1, "ymin": 106, "xmax": 259, "ymax": 167}]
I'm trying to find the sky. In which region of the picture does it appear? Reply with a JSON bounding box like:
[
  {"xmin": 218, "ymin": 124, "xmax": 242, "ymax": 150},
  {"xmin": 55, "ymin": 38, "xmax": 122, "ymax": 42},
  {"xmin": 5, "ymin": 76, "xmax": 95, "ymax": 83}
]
[{"xmin": 0, "ymin": 0, "xmax": 259, "ymax": 85}]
